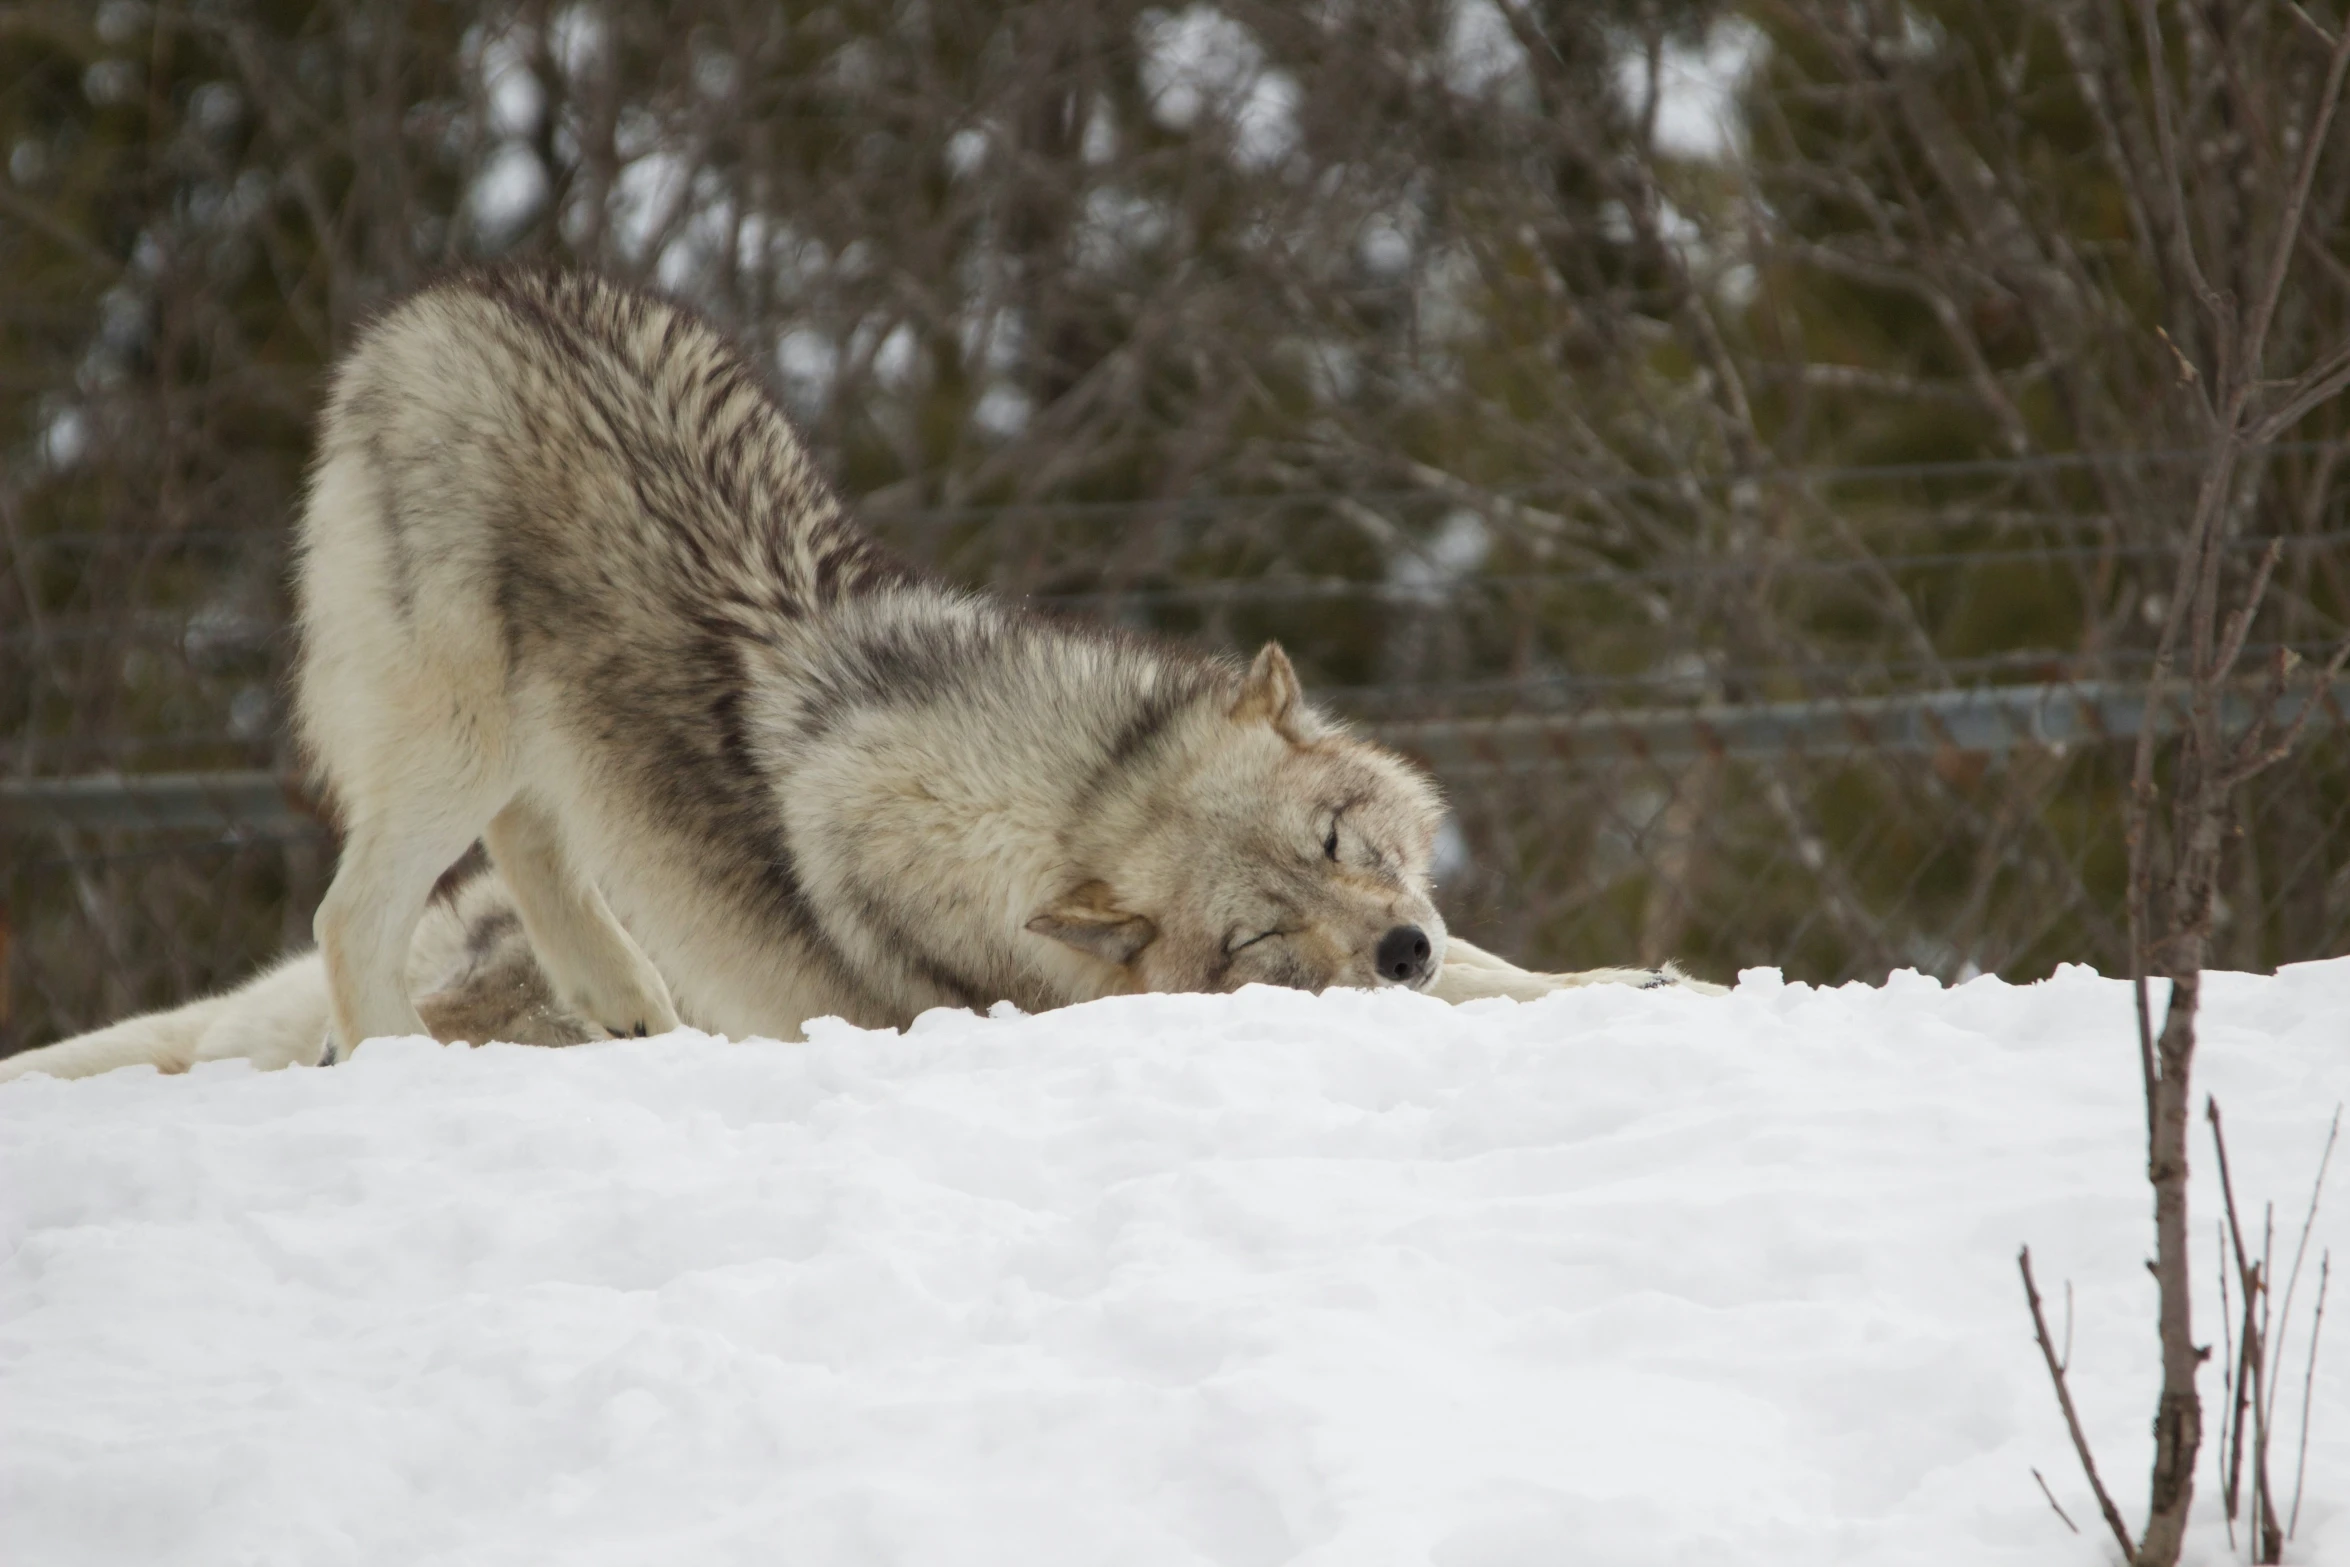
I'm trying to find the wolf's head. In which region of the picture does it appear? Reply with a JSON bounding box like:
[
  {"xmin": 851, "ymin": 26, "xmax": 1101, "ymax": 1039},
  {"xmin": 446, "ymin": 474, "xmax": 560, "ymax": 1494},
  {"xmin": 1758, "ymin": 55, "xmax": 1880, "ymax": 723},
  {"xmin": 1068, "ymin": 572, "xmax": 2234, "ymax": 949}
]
[{"xmin": 1029, "ymin": 643, "xmax": 1450, "ymax": 997}]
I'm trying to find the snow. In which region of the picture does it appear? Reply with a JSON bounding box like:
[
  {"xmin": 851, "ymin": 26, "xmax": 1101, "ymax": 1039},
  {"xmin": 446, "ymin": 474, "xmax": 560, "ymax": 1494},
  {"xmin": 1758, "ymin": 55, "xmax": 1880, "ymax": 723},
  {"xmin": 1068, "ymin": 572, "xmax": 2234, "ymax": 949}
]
[{"xmin": 5, "ymin": 964, "xmax": 2346, "ymax": 1566}]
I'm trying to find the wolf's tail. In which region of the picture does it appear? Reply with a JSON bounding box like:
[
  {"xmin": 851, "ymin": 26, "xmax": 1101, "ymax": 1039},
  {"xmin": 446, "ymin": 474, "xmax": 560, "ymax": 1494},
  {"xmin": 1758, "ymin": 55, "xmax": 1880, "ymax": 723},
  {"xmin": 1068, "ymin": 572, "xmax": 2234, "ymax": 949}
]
[{"xmin": 0, "ymin": 951, "xmax": 332, "ymax": 1085}]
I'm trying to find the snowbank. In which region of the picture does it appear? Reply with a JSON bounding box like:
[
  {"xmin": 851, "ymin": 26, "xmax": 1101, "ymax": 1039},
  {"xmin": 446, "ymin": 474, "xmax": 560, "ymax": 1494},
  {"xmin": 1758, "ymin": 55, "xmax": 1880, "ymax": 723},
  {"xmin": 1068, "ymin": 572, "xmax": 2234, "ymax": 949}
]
[{"xmin": 4, "ymin": 965, "xmax": 2346, "ymax": 1566}]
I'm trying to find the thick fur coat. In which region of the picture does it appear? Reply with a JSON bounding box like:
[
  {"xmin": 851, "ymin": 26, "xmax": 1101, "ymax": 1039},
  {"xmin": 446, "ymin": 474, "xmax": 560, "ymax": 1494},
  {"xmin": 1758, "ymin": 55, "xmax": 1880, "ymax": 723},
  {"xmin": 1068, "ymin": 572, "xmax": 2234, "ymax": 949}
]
[{"xmin": 2, "ymin": 268, "xmax": 1711, "ymax": 1085}]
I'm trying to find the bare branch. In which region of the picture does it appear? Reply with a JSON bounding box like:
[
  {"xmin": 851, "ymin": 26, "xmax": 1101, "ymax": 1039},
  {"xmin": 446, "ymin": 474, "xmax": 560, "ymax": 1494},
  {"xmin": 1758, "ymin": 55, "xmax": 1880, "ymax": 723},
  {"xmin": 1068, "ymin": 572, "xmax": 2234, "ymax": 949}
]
[
  {"xmin": 2134, "ymin": 0, "xmax": 2221, "ymax": 329},
  {"xmin": 2031, "ymin": 1467, "xmax": 2082, "ymax": 1534},
  {"xmin": 2244, "ymin": 14, "xmax": 2350, "ymax": 384},
  {"xmin": 2018, "ymin": 1246, "xmax": 2137, "ymax": 1558},
  {"xmin": 2215, "ymin": 1117, "xmax": 2262, "ymax": 1544},
  {"xmin": 2273, "ymin": 0, "xmax": 2342, "ymax": 49},
  {"xmin": 2288, "ymin": 1252, "xmax": 2328, "ymax": 1538},
  {"xmin": 2218, "ymin": 1216, "xmax": 2239, "ymax": 1551},
  {"xmin": 2211, "ymin": 1100, "xmax": 2257, "ymax": 1279},
  {"xmin": 2251, "ymin": 341, "xmax": 2350, "ymax": 444},
  {"xmin": 2214, "ymin": 539, "xmax": 2286, "ymax": 679},
  {"xmin": 2267, "ymin": 1105, "xmax": 2342, "ymax": 1430},
  {"xmin": 2222, "ymin": 634, "xmax": 2350, "ymax": 785}
]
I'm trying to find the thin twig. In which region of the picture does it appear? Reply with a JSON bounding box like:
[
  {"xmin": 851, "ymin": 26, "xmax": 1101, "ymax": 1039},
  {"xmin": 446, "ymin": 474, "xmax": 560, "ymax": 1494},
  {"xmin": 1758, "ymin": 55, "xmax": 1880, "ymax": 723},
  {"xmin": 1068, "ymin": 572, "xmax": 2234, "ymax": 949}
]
[
  {"xmin": 2230, "ymin": 1293, "xmax": 2258, "ymax": 1532},
  {"xmin": 2134, "ymin": 0, "xmax": 2218, "ymax": 322},
  {"xmin": 2265, "ymin": 1105, "xmax": 2342, "ymax": 1432},
  {"xmin": 2253, "ymin": 346, "xmax": 2350, "ymax": 443},
  {"xmin": 2032, "ymin": 1467, "xmax": 2082, "ymax": 1534},
  {"xmin": 2223, "ymin": 632, "xmax": 2350, "ymax": 786},
  {"xmin": 2211, "ymin": 1098, "xmax": 2270, "ymax": 1542},
  {"xmin": 2213, "ymin": 539, "xmax": 2286, "ymax": 678},
  {"xmin": 2230, "ymin": 1265, "xmax": 2260, "ymax": 1531},
  {"xmin": 2243, "ymin": 10, "xmax": 2350, "ymax": 378},
  {"xmin": 2218, "ymin": 1216, "xmax": 2238, "ymax": 1551},
  {"xmin": 2274, "ymin": 0, "xmax": 2341, "ymax": 49},
  {"xmin": 2288, "ymin": 1252, "xmax": 2328, "ymax": 1539},
  {"xmin": 2212, "ymin": 1099, "xmax": 2256, "ymax": 1279},
  {"xmin": 2256, "ymin": 1203, "xmax": 2283, "ymax": 1560},
  {"xmin": 2019, "ymin": 1246, "xmax": 2137, "ymax": 1558}
]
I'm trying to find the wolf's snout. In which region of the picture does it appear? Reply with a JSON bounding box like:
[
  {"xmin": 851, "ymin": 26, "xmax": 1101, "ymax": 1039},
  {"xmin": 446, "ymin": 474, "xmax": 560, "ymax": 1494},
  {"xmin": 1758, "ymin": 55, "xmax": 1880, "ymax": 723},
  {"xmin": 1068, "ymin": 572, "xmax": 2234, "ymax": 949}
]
[{"xmin": 1376, "ymin": 925, "xmax": 1433, "ymax": 984}]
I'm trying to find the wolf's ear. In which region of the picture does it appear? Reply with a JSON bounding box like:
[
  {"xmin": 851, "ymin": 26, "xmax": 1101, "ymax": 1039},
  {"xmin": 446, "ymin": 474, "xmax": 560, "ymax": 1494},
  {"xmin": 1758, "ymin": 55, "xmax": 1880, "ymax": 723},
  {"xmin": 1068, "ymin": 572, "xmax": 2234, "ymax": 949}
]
[
  {"xmin": 1027, "ymin": 881, "xmax": 1159, "ymax": 966},
  {"xmin": 1231, "ymin": 642, "xmax": 1310, "ymax": 742}
]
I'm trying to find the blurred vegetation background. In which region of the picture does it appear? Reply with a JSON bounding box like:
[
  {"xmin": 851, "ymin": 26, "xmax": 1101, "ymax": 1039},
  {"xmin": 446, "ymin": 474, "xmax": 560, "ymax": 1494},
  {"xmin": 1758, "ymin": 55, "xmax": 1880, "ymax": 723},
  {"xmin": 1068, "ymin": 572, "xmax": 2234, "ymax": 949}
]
[{"xmin": 4, "ymin": 0, "xmax": 2348, "ymax": 1052}]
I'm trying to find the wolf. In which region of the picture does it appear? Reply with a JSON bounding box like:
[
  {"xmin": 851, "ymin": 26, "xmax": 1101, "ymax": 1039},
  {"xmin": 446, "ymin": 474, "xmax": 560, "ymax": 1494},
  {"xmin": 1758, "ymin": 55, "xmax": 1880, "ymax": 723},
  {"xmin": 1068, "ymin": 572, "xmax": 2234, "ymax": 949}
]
[{"xmin": 0, "ymin": 268, "xmax": 1713, "ymax": 1086}]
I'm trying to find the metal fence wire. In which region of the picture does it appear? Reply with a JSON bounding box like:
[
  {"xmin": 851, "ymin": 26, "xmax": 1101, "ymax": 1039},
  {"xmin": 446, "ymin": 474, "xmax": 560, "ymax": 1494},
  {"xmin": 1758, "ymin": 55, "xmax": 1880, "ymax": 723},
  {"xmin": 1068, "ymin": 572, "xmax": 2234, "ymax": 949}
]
[{"xmin": 10, "ymin": 507, "xmax": 2350, "ymax": 1057}]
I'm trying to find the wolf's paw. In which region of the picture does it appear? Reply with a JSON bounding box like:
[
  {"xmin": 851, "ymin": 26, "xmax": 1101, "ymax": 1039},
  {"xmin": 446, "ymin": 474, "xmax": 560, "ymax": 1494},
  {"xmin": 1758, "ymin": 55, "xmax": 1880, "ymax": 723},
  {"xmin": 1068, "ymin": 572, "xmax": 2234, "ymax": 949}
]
[
  {"xmin": 567, "ymin": 961, "xmax": 680, "ymax": 1042},
  {"xmin": 585, "ymin": 1004, "xmax": 675, "ymax": 1040}
]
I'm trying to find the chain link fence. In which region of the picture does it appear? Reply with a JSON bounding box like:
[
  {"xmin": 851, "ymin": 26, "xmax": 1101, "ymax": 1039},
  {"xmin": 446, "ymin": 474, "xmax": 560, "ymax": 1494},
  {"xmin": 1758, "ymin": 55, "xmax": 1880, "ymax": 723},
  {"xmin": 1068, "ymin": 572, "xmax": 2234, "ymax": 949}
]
[{"xmin": 11, "ymin": 482, "xmax": 2350, "ymax": 1054}]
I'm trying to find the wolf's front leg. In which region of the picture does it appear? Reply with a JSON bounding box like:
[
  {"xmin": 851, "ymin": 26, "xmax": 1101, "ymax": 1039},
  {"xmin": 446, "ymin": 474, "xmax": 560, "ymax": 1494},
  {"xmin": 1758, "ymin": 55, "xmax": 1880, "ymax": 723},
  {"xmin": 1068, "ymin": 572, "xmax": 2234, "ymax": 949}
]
[
  {"xmin": 483, "ymin": 799, "xmax": 678, "ymax": 1039},
  {"xmin": 316, "ymin": 816, "xmax": 487, "ymax": 1058},
  {"xmin": 1428, "ymin": 936, "xmax": 1723, "ymax": 1002}
]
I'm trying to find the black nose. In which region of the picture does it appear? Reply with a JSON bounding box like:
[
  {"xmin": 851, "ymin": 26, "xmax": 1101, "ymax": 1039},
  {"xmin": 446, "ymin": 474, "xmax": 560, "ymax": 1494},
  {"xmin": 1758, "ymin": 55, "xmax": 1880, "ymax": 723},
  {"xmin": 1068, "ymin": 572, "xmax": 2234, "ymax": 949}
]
[{"xmin": 1376, "ymin": 925, "xmax": 1433, "ymax": 984}]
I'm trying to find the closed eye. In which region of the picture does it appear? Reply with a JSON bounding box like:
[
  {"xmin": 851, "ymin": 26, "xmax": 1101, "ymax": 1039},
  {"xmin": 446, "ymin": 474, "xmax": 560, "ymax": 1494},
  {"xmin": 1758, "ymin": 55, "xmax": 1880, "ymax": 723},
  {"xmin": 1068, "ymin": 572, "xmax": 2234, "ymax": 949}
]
[
  {"xmin": 1321, "ymin": 806, "xmax": 1347, "ymax": 862},
  {"xmin": 1226, "ymin": 928, "xmax": 1288, "ymax": 954}
]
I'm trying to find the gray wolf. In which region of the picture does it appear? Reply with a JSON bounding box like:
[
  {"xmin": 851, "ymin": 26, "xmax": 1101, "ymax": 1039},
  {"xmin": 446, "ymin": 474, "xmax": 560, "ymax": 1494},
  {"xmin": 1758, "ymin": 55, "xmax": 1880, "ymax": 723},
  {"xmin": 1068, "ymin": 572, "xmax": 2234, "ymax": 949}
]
[{"xmin": 2, "ymin": 268, "xmax": 1712, "ymax": 1085}]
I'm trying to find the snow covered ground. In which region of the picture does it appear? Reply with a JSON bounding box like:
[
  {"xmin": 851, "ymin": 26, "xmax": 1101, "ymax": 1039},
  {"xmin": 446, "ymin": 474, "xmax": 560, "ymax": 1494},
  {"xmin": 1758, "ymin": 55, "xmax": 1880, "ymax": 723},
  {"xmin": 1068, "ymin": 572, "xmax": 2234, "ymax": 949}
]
[{"xmin": 4, "ymin": 964, "xmax": 2346, "ymax": 1566}]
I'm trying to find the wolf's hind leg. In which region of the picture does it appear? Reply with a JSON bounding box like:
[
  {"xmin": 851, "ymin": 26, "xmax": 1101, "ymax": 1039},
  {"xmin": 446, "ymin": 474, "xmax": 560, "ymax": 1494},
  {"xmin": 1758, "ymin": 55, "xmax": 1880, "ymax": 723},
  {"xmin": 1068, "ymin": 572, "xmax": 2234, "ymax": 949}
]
[
  {"xmin": 315, "ymin": 798, "xmax": 502, "ymax": 1059},
  {"xmin": 483, "ymin": 798, "xmax": 679, "ymax": 1038}
]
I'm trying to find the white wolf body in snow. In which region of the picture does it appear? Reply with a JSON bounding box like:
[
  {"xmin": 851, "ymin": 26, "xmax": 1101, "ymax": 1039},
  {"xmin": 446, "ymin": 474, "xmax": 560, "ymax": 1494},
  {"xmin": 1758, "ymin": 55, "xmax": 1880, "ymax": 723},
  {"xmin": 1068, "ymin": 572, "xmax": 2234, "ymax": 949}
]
[{"xmin": 3, "ymin": 268, "xmax": 1711, "ymax": 1085}]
